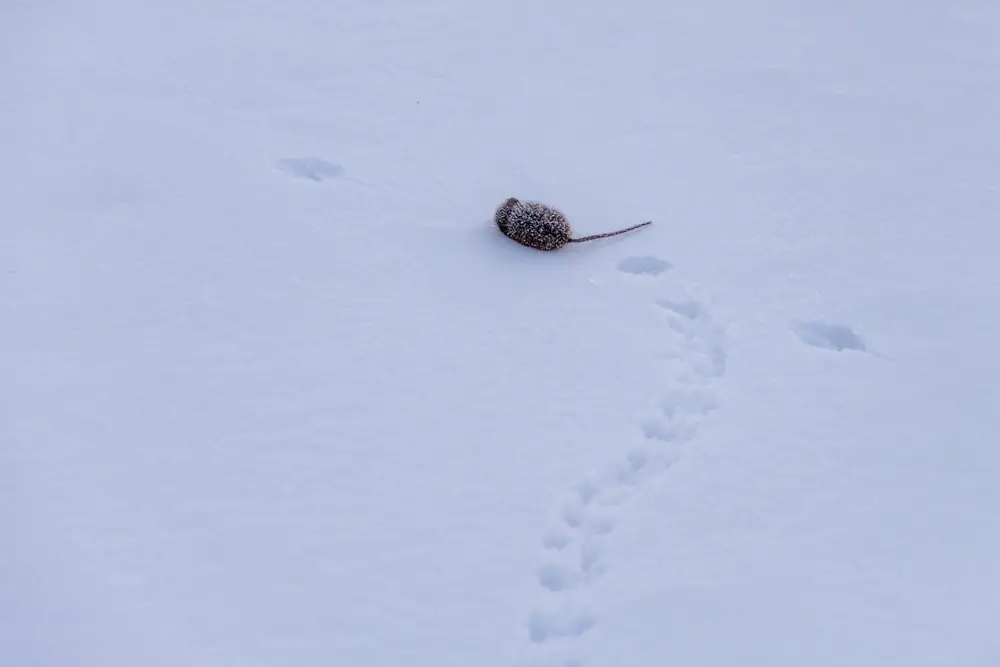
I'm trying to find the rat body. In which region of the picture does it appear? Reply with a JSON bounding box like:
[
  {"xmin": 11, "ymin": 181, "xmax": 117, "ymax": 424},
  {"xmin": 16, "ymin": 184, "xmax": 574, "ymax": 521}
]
[{"xmin": 494, "ymin": 197, "xmax": 651, "ymax": 251}]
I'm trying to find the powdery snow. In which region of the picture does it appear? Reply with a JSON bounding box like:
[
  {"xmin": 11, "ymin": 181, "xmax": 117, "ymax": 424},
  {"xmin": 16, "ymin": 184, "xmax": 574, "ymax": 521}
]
[{"xmin": 4, "ymin": 1, "xmax": 1000, "ymax": 666}]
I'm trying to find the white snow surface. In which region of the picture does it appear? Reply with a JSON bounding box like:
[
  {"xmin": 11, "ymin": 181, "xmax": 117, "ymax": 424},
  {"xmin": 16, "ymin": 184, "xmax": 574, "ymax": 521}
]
[{"xmin": 5, "ymin": 1, "xmax": 1000, "ymax": 666}]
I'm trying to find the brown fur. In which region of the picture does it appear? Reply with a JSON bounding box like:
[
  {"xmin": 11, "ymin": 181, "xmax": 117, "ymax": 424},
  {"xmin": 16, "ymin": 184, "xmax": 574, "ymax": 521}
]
[{"xmin": 494, "ymin": 197, "xmax": 651, "ymax": 251}]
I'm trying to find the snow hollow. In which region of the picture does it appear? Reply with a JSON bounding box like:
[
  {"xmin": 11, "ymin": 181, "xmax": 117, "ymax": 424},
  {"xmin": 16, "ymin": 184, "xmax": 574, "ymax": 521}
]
[{"xmin": 5, "ymin": 1, "xmax": 1000, "ymax": 666}]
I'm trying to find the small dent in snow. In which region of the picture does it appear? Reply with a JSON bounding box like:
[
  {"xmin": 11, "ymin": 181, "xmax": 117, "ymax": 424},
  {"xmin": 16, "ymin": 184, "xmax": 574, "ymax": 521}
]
[
  {"xmin": 642, "ymin": 420, "xmax": 677, "ymax": 442},
  {"xmin": 582, "ymin": 513, "xmax": 615, "ymax": 536},
  {"xmin": 579, "ymin": 542, "xmax": 601, "ymax": 571},
  {"xmin": 539, "ymin": 563, "xmax": 578, "ymax": 592},
  {"xmin": 626, "ymin": 449, "xmax": 650, "ymax": 473},
  {"xmin": 562, "ymin": 505, "xmax": 583, "ymax": 528},
  {"xmin": 617, "ymin": 255, "xmax": 672, "ymax": 276},
  {"xmin": 792, "ymin": 320, "xmax": 867, "ymax": 352},
  {"xmin": 657, "ymin": 298, "xmax": 704, "ymax": 319},
  {"xmin": 575, "ymin": 478, "xmax": 601, "ymax": 505},
  {"xmin": 542, "ymin": 532, "xmax": 570, "ymax": 550},
  {"xmin": 642, "ymin": 420, "xmax": 697, "ymax": 446},
  {"xmin": 528, "ymin": 608, "xmax": 596, "ymax": 643},
  {"xmin": 278, "ymin": 157, "xmax": 345, "ymax": 181}
]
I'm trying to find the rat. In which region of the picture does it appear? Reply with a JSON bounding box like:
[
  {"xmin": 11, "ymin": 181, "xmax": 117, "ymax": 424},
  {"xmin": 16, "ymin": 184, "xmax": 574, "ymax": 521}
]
[{"xmin": 494, "ymin": 197, "xmax": 651, "ymax": 251}]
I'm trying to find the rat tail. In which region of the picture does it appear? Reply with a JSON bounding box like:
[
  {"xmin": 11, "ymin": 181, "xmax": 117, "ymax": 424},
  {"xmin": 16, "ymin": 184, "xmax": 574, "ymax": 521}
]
[{"xmin": 569, "ymin": 220, "xmax": 652, "ymax": 243}]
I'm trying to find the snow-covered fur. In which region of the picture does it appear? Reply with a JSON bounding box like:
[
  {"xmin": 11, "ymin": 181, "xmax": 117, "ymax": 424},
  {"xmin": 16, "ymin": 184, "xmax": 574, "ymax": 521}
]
[
  {"xmin": 494, "ymin": 197, "xmax": 574, "ymax": 251},
  {"xmin": 495, "ymin": 197, "xmax": 653, "ymax": 251}
]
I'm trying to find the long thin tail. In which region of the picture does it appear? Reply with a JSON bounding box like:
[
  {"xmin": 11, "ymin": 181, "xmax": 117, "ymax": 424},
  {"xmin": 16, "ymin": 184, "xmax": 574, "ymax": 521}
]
[{"xmin": 569, "ymin": 220, "xmax": 652, "ymax": 243}]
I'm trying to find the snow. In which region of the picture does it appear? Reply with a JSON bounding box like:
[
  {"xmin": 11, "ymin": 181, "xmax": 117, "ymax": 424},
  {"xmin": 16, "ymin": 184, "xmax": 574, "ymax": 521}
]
[
  {"xmin": 791, "ymin": 320, "xmax": 867, "ymax": 352},
  {"xmin": 4, "ymin": 1, "xmax": 1000, "ymax": 666}
]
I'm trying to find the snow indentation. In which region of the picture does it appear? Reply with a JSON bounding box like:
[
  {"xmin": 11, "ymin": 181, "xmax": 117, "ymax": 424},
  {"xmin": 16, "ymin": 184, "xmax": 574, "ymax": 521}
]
[
  {"xmin": 520, "ymin": 259, "xmax": 727, "ymax": 665},
  {"xmin": 616, "ymin": 255, "xmax": 672, "ymax": 276},
  {"xmin": 539, "ymin": 563, "xmax": 579, "ymax": 592},
  {"xmin": 278, "ymin": 157, "xmax": 346, "ymax": 182},
  {"xmin": 542, "ymin": 531, "xmax": 571, "ymax": 550},
  {"xmin": 792, "ymin": 320, "xmax": 866, "ymax": 352},
  {"xmin": 657, "ymin": 298, "xmax": 704, "ymax": 319},
  {"xmin": 528, "ymin": 608, "xmax": 596, "ymax": 643}
]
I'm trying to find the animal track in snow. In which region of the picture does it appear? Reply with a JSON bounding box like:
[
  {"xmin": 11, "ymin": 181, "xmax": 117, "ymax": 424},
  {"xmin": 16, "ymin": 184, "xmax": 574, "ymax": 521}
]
[
  {"xmin": 539, "ymin": 563, "xmax": 580, "ymax": 592},
  {"xmin": 659, "ymin": 303, "xmax": 728, "ymax": 378},
  {"xmin": 278, "ymin": 157, "xmax": 346, "ymax": 181},
  {"xmin": 640, "ymin": 419, "xmax": 696, "ymax": 445},
  {"xmin": 520, "ymin": 259, "xmax": 727, "ymax": 667},
  {"xmin": 792, "ymin": 319, "xmax": 866, "ymax": 352},
  {"xmin": 616, "ymin": 255, "xmax": 672, "ymax": 276},
  {"xmin": 657, "ymin": 298, "xmax": 704, "ymax": 320},
  {"xmin": 528, "ymin": 606, "xmax": 597, "ymax": 643}
]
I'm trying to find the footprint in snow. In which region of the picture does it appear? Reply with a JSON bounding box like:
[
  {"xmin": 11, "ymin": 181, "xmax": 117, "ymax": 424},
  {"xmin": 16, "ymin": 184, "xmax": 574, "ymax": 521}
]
[
  {"xmin": 791, "ymin": 320, "xmax": 866, "ymax": 352},
  {"xmin": 656, "ymin": 300, "xmax": 728, "ymax": 377},
  {"xmin": 520, "ymin": 256, "xmax": 727, "ymax": 667},
  {"xmin": 528, "ymin": 606, "xmax": 597, "ymax": 643},
  {"xmin": 616, "ymin": 255, "xmax": 672, "ymax": 276},
  {"xmin": 278, "ymin": 157, "xmax": 346, "ymax": 182},
  {"xmin": 657, "ymin": 298, "xmax": 704, "ymax": 320}
]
